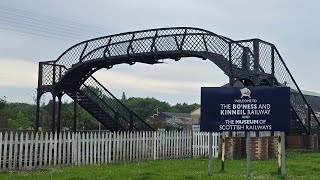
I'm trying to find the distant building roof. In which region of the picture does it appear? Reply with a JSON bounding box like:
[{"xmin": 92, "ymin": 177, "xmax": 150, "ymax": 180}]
[
  {"xmin": 302, "ymin": 90, "xmax": 320, "ymax": 97},
  {"xmin": 160, "ymin": 112, "xmax": 191, "ymax": 119},
  {"xmin": 191, "ymin": 108, "xmax": 200, "ymax": 115}
]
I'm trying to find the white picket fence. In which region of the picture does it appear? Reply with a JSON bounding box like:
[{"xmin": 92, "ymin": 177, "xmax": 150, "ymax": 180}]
[{"xmin": 0, "ymin": 131, "xmax": 219, "ymax": 170}]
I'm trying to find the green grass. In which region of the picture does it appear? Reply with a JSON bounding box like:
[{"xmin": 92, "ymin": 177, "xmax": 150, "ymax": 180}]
[{"xmin": 0, "ymin": 151, "xmax": 319, "ymax": 179}]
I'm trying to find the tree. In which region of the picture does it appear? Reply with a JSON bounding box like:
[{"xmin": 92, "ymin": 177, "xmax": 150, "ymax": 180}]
[
  {"xmin": 0, "ymin": 96, "xmax": 6, "ymax": 110},
  {"xmin": 8, "ymin": 111, "xmax": 31, "ymax": 129},
  {"xmin": 121, "ymin": 92, "xmax": 127, "ymax": 101},
  {"xmin": 123, "ymin": 97, "xmax": 172, "ymax": 120},
  {"xmin": 171, "ymin": 103, "xmax": 199, "ymax": 113}
]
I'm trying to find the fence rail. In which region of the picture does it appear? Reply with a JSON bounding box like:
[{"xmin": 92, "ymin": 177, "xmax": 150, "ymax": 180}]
[{"xmin": 0, "ymin": 131, "xmax": 219, "ymax": 170}]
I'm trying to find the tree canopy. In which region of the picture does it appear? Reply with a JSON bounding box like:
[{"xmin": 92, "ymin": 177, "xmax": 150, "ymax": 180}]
[{"xmin": 0, "ymin": 94, "xmax": 199, "ymax": 131}]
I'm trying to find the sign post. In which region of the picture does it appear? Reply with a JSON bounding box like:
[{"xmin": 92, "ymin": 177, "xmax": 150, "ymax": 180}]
[
  {"xmin": 281, "ymin": 132, "xmax": 285, "ymax": 177},
  {"xmin": 208, "ymin": 132, "xmax": 213, "ymax": 176},
  {"xmin": 246, "ymin": 131, "xmax": 250, "ymax": 177},
  {"xmin": 221, "ymin": 135, "xmax": 225, "ymax": 171},
  {"xmin": 200, "ymin": 87, "xmax": 290, "ymax": 177}
]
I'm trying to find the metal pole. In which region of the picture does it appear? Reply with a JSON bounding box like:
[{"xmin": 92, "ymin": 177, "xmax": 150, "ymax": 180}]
[
  {"xmin": 246, "ymin": 131, "xmax": 250, "ymax": 177},
  {"xmin": 57, "ymin": 94, "xmax": 62, "ymax": 134},
  {"xmin": 308, "ymin": 105, "xmax": 312, "ymax": 134},
  {"xmin": 130, "ymin": 111, "xmax": 133, "ymax": 131},
  {"xmin": 271, "ymin": 45, "xmax": 275, "ymax": 85},
  {"xmin": 242, "ymin": 47, "xmax": 249, "ymax": 71},
  {"xmin": 208, "ymin": 132, "xmax": 213, "ymax": 176},
  {"xmin": 252, "ymin": 39, "xmax": 260, "ymax": 87},
  {"xmin": 51, "ymin": 93, "xmax": 56, "ymax": 132},
  {"xmin": 73, "ymin": 91, "xmax": 77, "ymax": 132},
  {"xmin": 35, "ymin": 90, "xmax": 41, "ymax": 132},
  {"xmin": 281, "ymin": 132, "xmax": 285, "ymax": 177}
]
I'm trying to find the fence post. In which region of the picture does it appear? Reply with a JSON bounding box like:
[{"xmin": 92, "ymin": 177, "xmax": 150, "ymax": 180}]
[
  {"xmin": 8, "ymin": 132, "xmax": 13, "ymax": 169},
  {"xmin": 29, "ymin": 132, "xmax": 34, "ymax": 170},
  {"xmin": 153, "ymin": 131, "xmax": 157, "ymax": 160},
  {"xmin": 13, "ymin": 132, "xmax": 18, "ymax": 169},
  {"xmin": 23, "ymin": 133, "xmax": 28, "ymax": 170},
  {"xmin": 18, "ymin": 133, "xmax": 23, "ymax": 170}
]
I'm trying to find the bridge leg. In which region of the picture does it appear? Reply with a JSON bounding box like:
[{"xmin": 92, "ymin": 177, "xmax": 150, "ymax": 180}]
[
  {"xmin": 51, "ymin": 92, "xmax": 56, "ymax": 132},
  {"xmin": 253, "ymin": 39, "xmax": 260, "ymax": 85},
  {"xmin": 253, "ymin": 39, "xmax": 260, "ymax": 138},
  {"xmin": 130, "ymin": 111, "xmax": 133, "ymax": 131},
  {"xmin": 308, "ymin": 105, "xmax": 311, "ymax": 134},
  {"xmin": 57, "ymin": 93, "xmax": 62, "ymax": 134},
  {"xmin": 228, "ymin": 76, "xmax": 234, "ymax": 137},
  {"xmin": 73, "ymin": 91, "xmax": 77, "ymax": 132},
  {"xmin": 35, "ymin": 90, "xmax": 42, "ymax": 132}
]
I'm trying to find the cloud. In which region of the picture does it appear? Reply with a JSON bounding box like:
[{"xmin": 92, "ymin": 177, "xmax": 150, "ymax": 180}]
[
  {"xmin": 0, "ymin": 58, "xmax": 226, "ymax": 98},
  {"xmin": 93, "ymin": 58, "xmax": 227, "ymax": 95},
  {"xmin": 94, "ymin": 70, "xmax": 214, "ymax": 95},
  {"xmin": 0, "ymin": 58, "xmax": 38, "ymax": 87}
]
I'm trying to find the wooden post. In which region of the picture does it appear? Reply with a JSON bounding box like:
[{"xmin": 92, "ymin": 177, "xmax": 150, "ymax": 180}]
[
  {"xmin": 246, "ymin": 131, "xmax": 250, "ymax": 177},
  {"xmin": 278, "ymin": 135, "xmax": 281, "ymax": 173},
  {"xmin": 221, "ymin": 135, "xmax": 225, "ymax": 171},
  {"xmin": 208, "ymin": 132, "xmax": 213, "ymax": 176},
  {"xmin": 278, "ymin": 132, "xmax": 285, "ymax": 177},
  {"xmin": 281, "ymin": 132, "xmax": 286, "ymax": 177}
]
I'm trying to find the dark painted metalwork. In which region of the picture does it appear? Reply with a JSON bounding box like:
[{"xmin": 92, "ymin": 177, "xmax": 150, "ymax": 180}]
[
  {"xmin": 51, "ymin": 92, "xmax": 56, "ymax": 132},
  {"xmin": 57, "ymin": 93, "xmax": 62, "ymax": 134},
  {"xmin": 271, "ymin": 45, "xmax": 275, "ymax": 85},
  {"xmin": 130, "ymin": 111, "xmax": 133, "ymax": 131},
  {"xmin": 73, "ymin": 91, "xmax": 77, "ymax": 132},
  {"xmin": 35, "ymin": 27, "xmax": 319, "ymax": 134},
  {"xmin": 308, "ymin": 105, "xmax": 311, "ymax": 134},
  {"xmin": 35, "ymin": 90, "xmax": 41, "ymax": 132}
]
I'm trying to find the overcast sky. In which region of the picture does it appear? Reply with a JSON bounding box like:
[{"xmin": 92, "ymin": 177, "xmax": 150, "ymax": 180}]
[{"xmin": 0, "ymin": 0, "xmax": 320, "ymax": 105}]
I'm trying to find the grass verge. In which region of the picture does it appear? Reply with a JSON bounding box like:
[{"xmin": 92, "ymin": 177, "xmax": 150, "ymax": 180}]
[{"xmin": 0, "ymin": 151, "xmax": 319, "ymax": 179}]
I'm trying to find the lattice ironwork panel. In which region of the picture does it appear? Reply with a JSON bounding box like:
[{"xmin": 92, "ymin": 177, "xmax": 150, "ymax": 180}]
[
  {"xmin": 259, "ymin": 42, "xmax": 272, "ymax": 74},
  {"xmin": 273, "ymin": 50, "xmax": 318, "ymax": 130},
  {"xmin": 131, "ymin": 38, "xmax": 153, "ymax": 54},
  {"xmin": 183, "ymin": 34, "xmax": 206, "ymax": 51},
  {"xmin": 81, "ymin": 76, "xmax": 153, "ymax": 131},
  {"xmin": 205, "ymin": 36, "xmax": 228, "ymax": 57},
  {"xmin": 230, "ymin": 43, "xmax": 243, "ymax": 69},
  {"xmin": 83, "ymin": 38, "xmax": 110, "ymax": 58},
  {"xmin": 57, "ymin": 43, "xmax": 87, "ymax": 69},
  {"xmin": 41, "ymin": 63, "xmax": 54, "ymax": 86},
  {"xmin": 156, "ymin": 36, "xmax": 179, "ymax": 51}
]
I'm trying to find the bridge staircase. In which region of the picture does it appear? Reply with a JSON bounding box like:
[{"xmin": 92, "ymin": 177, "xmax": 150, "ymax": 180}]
[
  {"xmin": 38, "ymin": 61, "xmax": 154, "ymax": 131},
  {"xmin": 237, "ymin": 39, "xmax": 320, "ymax": 135}
]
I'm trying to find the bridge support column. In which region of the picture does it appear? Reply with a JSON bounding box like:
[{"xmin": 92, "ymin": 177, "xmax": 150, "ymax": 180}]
[
  {"xmin": 241, "ymin": 47, "xmax": 249, "ymax": 71},
  {"xmin": 308, "ymin": 104, "xmax": 312, "ymax": 134},
  {"xmin": 130, "ymin": 111, "xmax": 133, "ymax": 131},
  {"xmin": 228, "ymin": 75, "xmax": 234, "ymax": 137},
  {"xmin": 253, "ymin": 39, "xmax": 260, "ymax": 137},
  {"xmin": 35, "ymin": 90, "xmax": 41, "ymax": 132},
  {"xmin": 57, "ymin": 93, "xmax": 62, "ymax": 134},
  {"xmin": 51, "ymin": 92, "xmax": 56, "ymax": 132},
  {"xmin": 73, "ymin": 91, "xmax": 77, "ymax": 132},
  {"xmin": 270, "ymin": 45, "xmax": 275, "ymax": 86},
  {"xmin": 253, "ymin": 39, "xmax": 260, "ymax": 85}
]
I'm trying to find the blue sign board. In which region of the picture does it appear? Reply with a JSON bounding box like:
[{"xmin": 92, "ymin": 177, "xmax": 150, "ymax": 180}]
[{"xmin": 200, "ymin": 87, "xmax": 290, "ymax": 132}]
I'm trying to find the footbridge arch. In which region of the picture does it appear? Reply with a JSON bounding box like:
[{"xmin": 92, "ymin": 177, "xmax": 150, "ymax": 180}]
[{"xmin": 36, "ymin": 27, "xmax": 319, "ymax": 134}]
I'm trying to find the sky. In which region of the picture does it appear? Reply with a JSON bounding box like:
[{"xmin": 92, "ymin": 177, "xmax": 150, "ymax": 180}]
[{"xmin": 0, "ymin": 0, "xmax": 320, "ymax": 105}]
